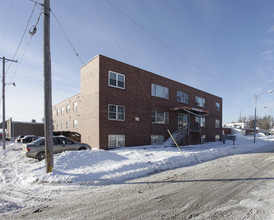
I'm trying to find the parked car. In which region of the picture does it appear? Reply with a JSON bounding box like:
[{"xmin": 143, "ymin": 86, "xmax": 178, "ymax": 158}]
[
  {"xmin": 53, "ymin": 131, "xmax": 81, "ymax": 142},
  {"xmin": 22, "ymin": 136, "xmax": 91, "ymax": 161},
  {"xmin": 15, "ymin": 135, "xmax": 25, "ymax": 143},
  {"xmin": 21, "ymin": 135, "xmax": 39, "ymax": 143}
]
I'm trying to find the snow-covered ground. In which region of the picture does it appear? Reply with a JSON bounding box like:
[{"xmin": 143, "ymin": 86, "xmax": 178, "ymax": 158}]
[{"xmin": 1, "ymin": 132, "xmax": 274, "ymax": 217}]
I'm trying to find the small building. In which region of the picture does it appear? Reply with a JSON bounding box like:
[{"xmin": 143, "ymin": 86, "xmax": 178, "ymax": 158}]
[
  {"xmin": 4, "ymin": 118, "xmax": 44, "ymax": 138},
  {"xmin": 52, "ymin": 55, "xmax": 222, "ymax": 149}
]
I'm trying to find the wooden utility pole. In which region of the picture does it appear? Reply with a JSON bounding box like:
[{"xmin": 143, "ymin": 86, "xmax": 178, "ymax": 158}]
[
  {"xmin": 1, "ymin": 57, "xmax": 17, "ymax": 150},
  {"xmin": 43, "ymin": 0, "xmax": 53, "ymax": 172}
]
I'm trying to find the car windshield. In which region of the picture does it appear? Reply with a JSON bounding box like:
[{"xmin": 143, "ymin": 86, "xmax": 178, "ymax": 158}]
[{"xmin": 29, "ymin": 137, "xmax": 44, "ymax": 145}]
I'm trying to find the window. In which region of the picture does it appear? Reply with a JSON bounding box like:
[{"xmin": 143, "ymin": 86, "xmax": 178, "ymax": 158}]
[
  {"xmin": 195, "ymin": 117, "xmax": 206, "ymax": 127},
  {"xmin": 215, "ymin": 119, "xmax": 220, "ymax": 128},
  {"xmin": 73, "ymin": 120, "xmax": 78, "ymax": 128},
  {"xmin": 108, "ymin": 104, "xmax": 125, "ymax": 121},
  {"xmin": 57, "ymin": 123, "xmax": 61, "ymax": 130},
  {"xmin": 66, "ymin": 120, "xmax": 70, "ymax": 129},
  {"xmin": 73, "ymin": 102, "xmax": 78, "ymax": 111},
  {"xmin": 53, "ymin": 110, "xmax": 56, "ymax": 118},
  {"xmin": 58, "ymin": 137, "xmax": 73, "ymax": 145},
  {"xmin": 66, "ymin": 104, "xmax": 70, "ymax": 114},
  {"xmin": 215, "ymin": 135, "xmax": 220, "ymax": 141},
  {"xmin": 177, "ymin": 91, "xmax": 189, "ymax": 104},
  {"xmin": 151, "ymin": 135, "xmax": 164, "ymax": 144},
  {"xmin": 151, "ymin": 83, "xmax": 169, "ymax": 99},
  {"xmin": 151, "ymin": 110, "xmax": 169, "ymax": 124},
  {"xmin": 196, "ymin": 96, "xmax": 206, "ymax": 107},
  {"xmin": 108, "ymin": 135, "xmax": 125, "ymax": 148},
  {"xmin": 216, "ymin": 102, "xmax": 220, "ymax": 111},
  {"xmin": 61, "ymin": 122, "xmax": 64, "ymax": 130},
  {"xmin": 109, "ymin": 71, "xmax": 125, "ymax": 89},
  {"xmin": 61, "ymin": 107, "xmax": 65, "ymax": 115},
  {"xmin": 57, "ymin": 108, "xmax": 60, "ymax": 116},
  {"xmin": 201, "ymin": 135, "xmax": 206, "ymax": 143}
]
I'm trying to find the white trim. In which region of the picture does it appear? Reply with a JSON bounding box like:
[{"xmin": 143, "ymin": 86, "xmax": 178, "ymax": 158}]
[
  {"xmin": 108, "ymin": 70, "xmax": 125, "ymax": 90},
  {"xmin": 108, "ymin": 134, "xmax": 125, "ymax": 148},
  {"xmin": 108, "ymin": 104, "xmax": 125, "ymax": 121},
  {"xmin": 177, "ymin": 91, "xmax": 189, "ymax": 104},
  {"xmin": 151, "ymin": 83, "xmax": 169, "ymax": 99}
]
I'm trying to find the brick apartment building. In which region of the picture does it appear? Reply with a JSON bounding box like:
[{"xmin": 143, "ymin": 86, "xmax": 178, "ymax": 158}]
[{"xmin": 52, "ymin": 55, "xmax": 222, "ymax": 149}]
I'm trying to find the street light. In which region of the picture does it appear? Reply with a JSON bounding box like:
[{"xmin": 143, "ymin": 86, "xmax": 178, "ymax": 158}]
[{"xmin": 254, "ymin": 89, "xmax": 273, "ymax": 143}]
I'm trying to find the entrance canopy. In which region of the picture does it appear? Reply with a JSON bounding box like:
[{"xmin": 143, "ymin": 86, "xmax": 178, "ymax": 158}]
[{"xmin": 170, "ymin": 106, "xmax": 209, "ymax": 117}]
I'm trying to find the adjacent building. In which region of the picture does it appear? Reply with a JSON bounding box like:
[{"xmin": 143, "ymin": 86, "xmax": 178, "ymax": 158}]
[
  {"xmin": 1, "ymin": 118, "xmax": 44, "ymax": 138},
  {"xmin": 53, "ymin": 55, "xmax": 222, "ymax": 149}
]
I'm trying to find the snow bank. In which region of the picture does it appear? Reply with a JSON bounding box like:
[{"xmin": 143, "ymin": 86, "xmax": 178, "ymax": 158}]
[{"xmin": 1, "ymin": 134, "xmax": 274, "ymax": 186}]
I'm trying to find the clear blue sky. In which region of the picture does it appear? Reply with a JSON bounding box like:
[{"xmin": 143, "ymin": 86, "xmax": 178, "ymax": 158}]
[{"xmin": 1, "ymin": 0, "xmax": 274, "ymax": 124}]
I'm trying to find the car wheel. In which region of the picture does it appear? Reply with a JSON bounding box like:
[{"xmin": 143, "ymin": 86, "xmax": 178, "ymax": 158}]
[
  {"xmin": 37, "ymin": 152, "xmax": 45, "ymax": 161},
  {"xmin": 79, "ymin": 147, "xmax": 86, "ymax": 151}
]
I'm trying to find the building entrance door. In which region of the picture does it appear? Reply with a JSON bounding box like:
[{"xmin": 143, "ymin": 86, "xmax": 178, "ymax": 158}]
[{"xmin": 178, "ymin": 114, "xmax": 188, "ymax": 130}]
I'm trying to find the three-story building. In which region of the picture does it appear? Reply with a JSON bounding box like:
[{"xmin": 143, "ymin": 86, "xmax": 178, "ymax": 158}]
[{"xmin": 53, "ymin": 55, "xmax": 222, "ymax": 149}]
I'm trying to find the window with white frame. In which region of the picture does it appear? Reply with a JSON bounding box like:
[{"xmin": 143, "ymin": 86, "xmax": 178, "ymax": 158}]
[
  {"xmin": 73, "ymin": 102, "xmax": 78, "ymax": 111},
  {"xmin": 151, "ymin": 110, "xmax": 169, "ymax": 124},
  {"xmin": 53, "ymin": 110, "xmax": 56, "ymax": 118},
  {"xmin": 66, "ymin": 120, "xmax": 70, "ymax": 129},
  {"xmin": 215, "ymin": 119, "xmax": 220, "ymax": 128},
  {"xmin": 73, "ymin": 120, "xmax": 78, "ymax": 128},
  {"xmin": 201, "ymin": 134, "xmax": 206, "ymax": 143},
  {"xmin": 215, "ymin": 135, "xmax": 220, "ymax": 141},
  {"xmin": 196, "ymin": 96, "xmax": 206, "ymax": 107},
  {"xmin": 57, "ymin": 123, "xmax": 61, "ymax": 130},
  {"xmin": 151, "ymin": 135, "xmax": 165, "ymax": 144},
  {"xmin": 108, "ymin": 104, "xmax": 125, "ymax": 121},
  {"xmin": 66, "ymin": 104, "xmax": 70, "ymax": 114},
  {"xmin": 57, "ymin": 108, "xmax": 60, "ymax": 116},
  {"xmin": 61, "ymin": 121, "xmax": 64, "ymax": 130},
  {"xmin": 195, "ymin": 117, "xmax": 206, "ymax": 127},
  {"xmin": 177, "ymin": 91, "xmax": 189, "ymax": 104},
  {"xmin": 61, "ymin": 107, "xmax": 65, "ymax": 115},
  {"xmin": 109, "ymin": 71, "xmax": 125, "ymax": 89},
  {"xmin": 151, "ymin": 83, "xmax": 169, "ymax": 99},
  {"xmin": 108, "ymin": 135, "xmax": 125, "ymax": 148},
  {"xmin": 216, "ymin": 102, "xmax": 220, "ymax": 111}
]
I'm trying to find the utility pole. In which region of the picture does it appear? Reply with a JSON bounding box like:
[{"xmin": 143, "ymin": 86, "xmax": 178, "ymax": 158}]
[
  {"xmin": 1, "ymin": 57, "xmax": 17, "ymax": 150},
  {"xmin": 43, "ymin": 0, "xmax": 53, "ymax": 173}
]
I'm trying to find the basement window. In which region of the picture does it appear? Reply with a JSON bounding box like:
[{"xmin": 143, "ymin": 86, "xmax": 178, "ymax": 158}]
[
  {"xmin": 151, "ymin": 135, "xmax": 164, "ymax": 145},
  {"xmin": 108, "ymin": 135, "xmax": 125, "ymax": 148}
]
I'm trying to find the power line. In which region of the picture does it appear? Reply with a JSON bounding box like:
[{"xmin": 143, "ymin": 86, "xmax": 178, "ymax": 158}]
[
  {"xmin": 6, "ymin": 0, "xmax": 39, "ymax": 75},
  {"xmin": 104, "ymin": 0, "xmax": 242, "ymax": 92},
  {"xmin": 50, "ymin": 10, "xmax": 86, "ymax": 66},
  {"xmin": 93, "ymin": 1, "xmax": 184, "ymax": 150}
]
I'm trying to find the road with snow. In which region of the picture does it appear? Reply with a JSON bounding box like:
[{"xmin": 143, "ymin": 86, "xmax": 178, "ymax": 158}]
[{"xmin": 6, "ymin": 144, "xmax": 274, "ymax": 220}]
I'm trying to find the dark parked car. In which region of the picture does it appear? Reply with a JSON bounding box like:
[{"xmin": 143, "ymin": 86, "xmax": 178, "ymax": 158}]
[
  {"xmin": 15, "ymin": 135, "xmax": 25, "ymax": 143},
  {"xmin": 53, "ymin": 131, "xmax": 81, "ymax": 142},
  {"xmin": 21, "ymin": 135, "xmax": 39, "ymax": 143},
  {"xmin": 22, "ymin": 136, "xmax": 91, "ymax": 161}
]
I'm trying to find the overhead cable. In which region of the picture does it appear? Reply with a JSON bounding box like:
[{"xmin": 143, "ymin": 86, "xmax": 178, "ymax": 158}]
[{"xmin": 104, "ymin": 0, "xmax": 241, "ymax": 92}]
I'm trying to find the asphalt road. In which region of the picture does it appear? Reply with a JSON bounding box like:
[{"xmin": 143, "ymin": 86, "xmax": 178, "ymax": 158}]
[{"xmin": 6, "ymin": 146, "xmax": 274, "ymax": 220}]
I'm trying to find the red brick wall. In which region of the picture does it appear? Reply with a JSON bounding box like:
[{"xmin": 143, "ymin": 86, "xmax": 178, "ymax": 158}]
[
  {"xmin": 54, "ymin": 54, "xmax": 222, "ymax": 149},
  {"xmin": 98, "ymin": 55, "xmax": 222, "ymax": 148}
]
